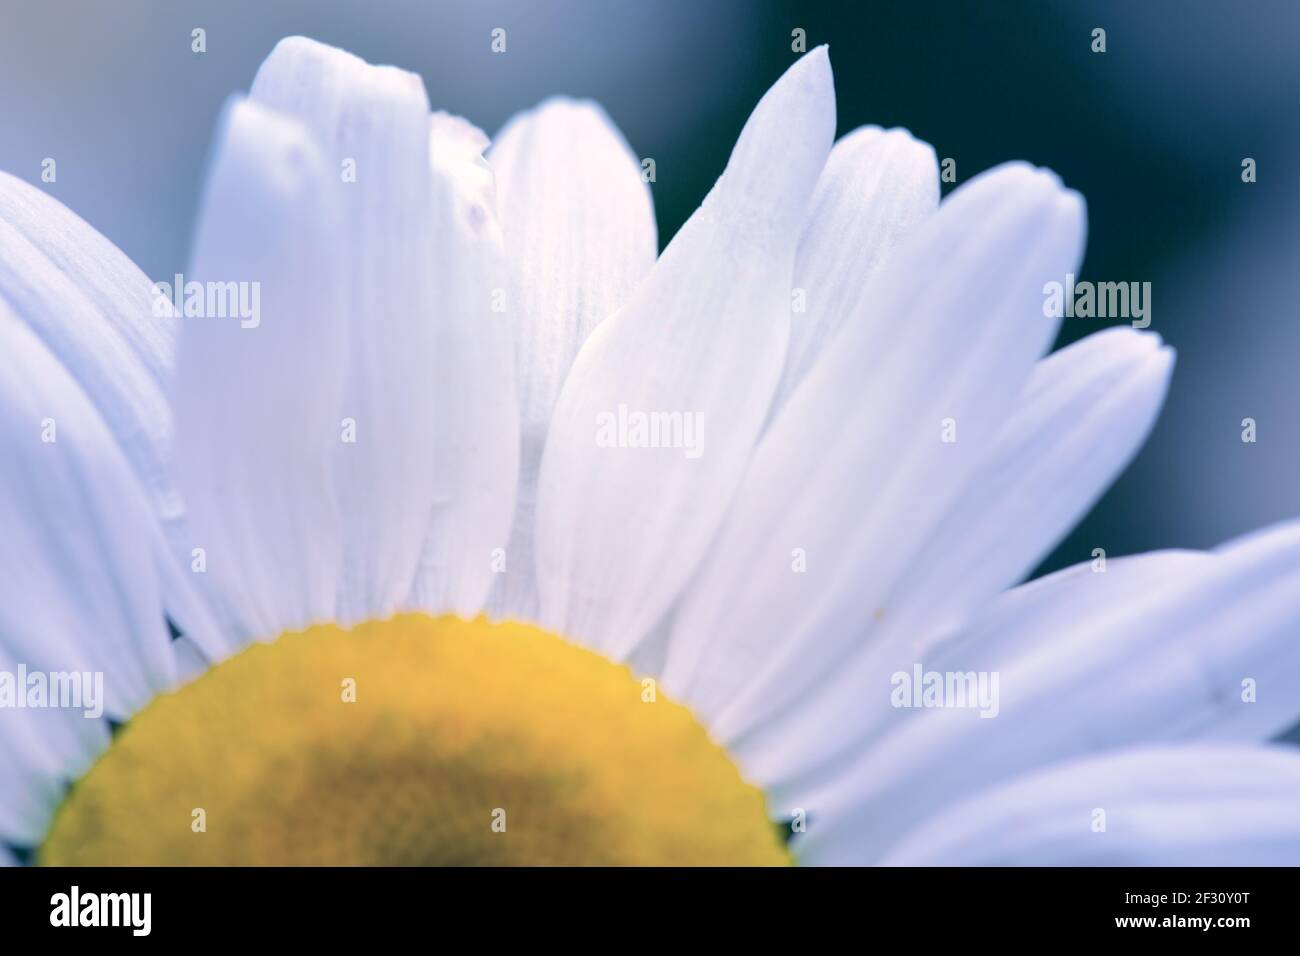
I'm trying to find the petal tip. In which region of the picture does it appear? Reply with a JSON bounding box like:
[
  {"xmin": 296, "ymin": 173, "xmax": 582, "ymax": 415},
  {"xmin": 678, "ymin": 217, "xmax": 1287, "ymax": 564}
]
[
  {"xmin": 260, "ymin": 34, "xmax": 361, "ymax": 74},
  {"xmin": 786, "ymin": 43, "xmax": 834, "ymax": 98},
  {"xmin": 253, "ymin": 35, "xmax": 428, "ymax": 113}
]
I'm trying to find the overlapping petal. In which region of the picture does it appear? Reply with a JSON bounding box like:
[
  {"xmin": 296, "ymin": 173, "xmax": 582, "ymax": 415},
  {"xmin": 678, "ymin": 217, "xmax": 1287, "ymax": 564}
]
[
  {"xmin": 771, "ymin": 125, "xmax": 939, "ymax": 417},
  {"xmin": 730, "ymin": 329, "xmax": 1175, "ymax": 798},
  {"xmin": 534, "ymin": 48, "xmax": 836, "ymax": 657},
  {"xmin": 250, "ymin": 37, "xmax": 441, "ymax": 623},
  {"xmin": 485, "ymin": 97, "xmax": 657, "ymax": 622},
  {"xmin": 172, "ymin": 97, "xmax": 349, "ymax": 642},
  {"xmin": 408, "ymin": 114, "xmax": 520, "ymax": 618},
  {"xmin": 796, "ymin": 520, "xmax": 1300, "ymax": 863},
  {"xmin": 664, "ymin": 163, "xmax": 1085, "ymax": 739},
  {"xmin": 878, "ymin": 746, "xmax": 1300, "ymax": 866}
]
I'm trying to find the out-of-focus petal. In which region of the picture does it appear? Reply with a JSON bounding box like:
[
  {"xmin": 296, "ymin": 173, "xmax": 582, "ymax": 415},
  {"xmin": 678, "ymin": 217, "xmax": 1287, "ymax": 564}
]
[
  {"xmin": 796, "ymin": 519, "xmax": 1300, "ymax": 863},
  {"xmin": 873, "ymin": 746, "xmax": 1300, "ymax": 866}
]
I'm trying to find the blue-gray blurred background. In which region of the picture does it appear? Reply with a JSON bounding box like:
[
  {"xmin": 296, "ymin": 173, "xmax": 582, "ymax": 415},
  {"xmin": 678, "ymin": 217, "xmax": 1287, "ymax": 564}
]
[{"xmin": 3, "ymin": 0, "xmax": 1298, "ymax": 577}]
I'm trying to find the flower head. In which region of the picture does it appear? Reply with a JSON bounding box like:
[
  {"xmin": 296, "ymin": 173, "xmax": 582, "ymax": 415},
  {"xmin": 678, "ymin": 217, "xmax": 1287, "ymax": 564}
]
[{"xmin": 3, "ymin": 38, "xmax": 1300, "ymax": 866}]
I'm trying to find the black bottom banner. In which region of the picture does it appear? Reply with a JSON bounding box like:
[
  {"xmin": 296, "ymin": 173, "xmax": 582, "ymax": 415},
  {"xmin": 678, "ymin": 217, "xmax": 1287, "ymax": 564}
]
[{"xmin": 0, "ymin": 865, "xmax": 1290, "ymax": 942}]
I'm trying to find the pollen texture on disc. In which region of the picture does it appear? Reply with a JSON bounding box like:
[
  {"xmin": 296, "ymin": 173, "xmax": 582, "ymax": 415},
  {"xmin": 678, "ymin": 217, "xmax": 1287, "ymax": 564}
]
[{"xmin": 40, "ymin": 614, "xmax": 789, "ymax": 865}]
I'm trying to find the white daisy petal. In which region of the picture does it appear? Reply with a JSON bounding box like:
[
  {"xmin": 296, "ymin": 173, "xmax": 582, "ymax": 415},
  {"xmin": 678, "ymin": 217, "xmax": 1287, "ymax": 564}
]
[
  {"xmin": 0, "ymin": 171, "xmax": 174, "ymax": 480},
  {"xmin": 249, "ymin": 36, "xmax": 439, "ymax": 623},
  {"xmin": 771, "ymin": 125, "xmax": 939, "ymax": 417},
  {"xmin": 0, "ymin": 172, "xmax": 218, "ymax": 653},
  {"xmin": 798, "ymin": 519, "xmax": 1300, "ymax": 863},
  {"xmin": 959, "ymin": 526, "xmax": 1300, "ymax": 745},
  {"xmin": 891, "ymin": 327, "xmax": 1174, "ymax": 640},
  {"xmin": 924, "ymin": 550, "xmax": 1210, "ymax": 677},
  {"xmin": 0, "ymin": 310, "xmax": 177, "ymax": 719},
  {"xmin": 1195, "ymin": 524, "xmax": 1300, "ymax": 741},
  {"xmin": 534, "ymin": 47, "xmax": 836, "ymax": 655},
  {"xmin": 746, "ymin": 550, "xmax": 1208, "ymax": 811},
  {"xmin": 664, "ymin": 162, "xmax": 1084, "ymax": 732},
  {"xmin": 0, "ymin": 714, "xmax": 101, "ymax": 850},
  {"xmin": 485, "ymin": 97, "xmax": 656, "ymax": 622},
  {"xmin": 407, "ymin": 114, "xmax": 520, "ymax": 618},
  {"xmin": 0, "ymin": 643, "xmax": 109, "ymax": 847},
  {"xmin": 874, "ymin": 746, "xmax": 1300, "ymax": 866},
  {"xmin": 172, "ymin": 97, "xmax": 348, "ymax": 642},
  {"xmin": 729, "ymin": 329, "xmax": 1175, "ymax": 794}
]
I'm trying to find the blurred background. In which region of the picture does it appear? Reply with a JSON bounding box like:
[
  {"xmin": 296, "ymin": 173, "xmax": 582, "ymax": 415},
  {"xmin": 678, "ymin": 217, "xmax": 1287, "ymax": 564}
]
[{"xmin": 2, "ymin": 0, "xmax": 1298, "ymax": 577}]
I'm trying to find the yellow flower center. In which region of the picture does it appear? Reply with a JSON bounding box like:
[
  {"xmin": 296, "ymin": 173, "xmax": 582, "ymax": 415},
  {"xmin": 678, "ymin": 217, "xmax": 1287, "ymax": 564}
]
[{"xmin": 40, "ymin": 614, "xmax": 788, "ymax": 865}]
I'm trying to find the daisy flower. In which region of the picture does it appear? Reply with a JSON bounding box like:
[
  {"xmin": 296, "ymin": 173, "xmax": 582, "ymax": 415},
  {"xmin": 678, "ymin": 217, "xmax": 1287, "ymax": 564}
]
[{"xmin": 3, "ymin": 38, "xmax": 1299, "ymax": 866}]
